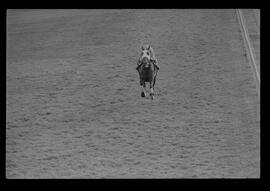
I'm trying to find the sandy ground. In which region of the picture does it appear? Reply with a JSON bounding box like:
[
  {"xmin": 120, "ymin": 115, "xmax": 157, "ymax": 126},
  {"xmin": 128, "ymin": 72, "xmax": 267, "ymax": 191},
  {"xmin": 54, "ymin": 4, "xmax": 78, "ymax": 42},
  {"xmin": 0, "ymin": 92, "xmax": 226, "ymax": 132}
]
[{"xmin": 6, "ymin": 9, "xmax": 260, "ymax": 178}]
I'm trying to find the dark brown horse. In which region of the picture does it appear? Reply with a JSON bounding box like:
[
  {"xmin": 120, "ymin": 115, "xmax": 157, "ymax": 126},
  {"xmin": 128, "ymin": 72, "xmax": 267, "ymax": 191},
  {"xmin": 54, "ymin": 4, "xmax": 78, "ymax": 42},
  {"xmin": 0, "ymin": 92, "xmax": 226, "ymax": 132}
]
[{"xmin": 136, "ymin": 49, "xmax": 159, "ymax": 99}]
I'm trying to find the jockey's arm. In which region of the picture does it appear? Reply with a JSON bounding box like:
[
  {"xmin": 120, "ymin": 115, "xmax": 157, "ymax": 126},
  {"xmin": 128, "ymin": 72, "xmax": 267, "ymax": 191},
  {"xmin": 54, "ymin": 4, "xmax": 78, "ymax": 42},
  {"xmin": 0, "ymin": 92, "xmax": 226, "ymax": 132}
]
[
  {"xmin": 136, "ymin": 59, "xmax": 141, "ymax": 70},
  {"xmin": 151, "ymin": 58, "xmax": 159, "ymax": 69},
  {"xmin": 150, "ymin": 58, "xmax": 157, "ymax": 65}
]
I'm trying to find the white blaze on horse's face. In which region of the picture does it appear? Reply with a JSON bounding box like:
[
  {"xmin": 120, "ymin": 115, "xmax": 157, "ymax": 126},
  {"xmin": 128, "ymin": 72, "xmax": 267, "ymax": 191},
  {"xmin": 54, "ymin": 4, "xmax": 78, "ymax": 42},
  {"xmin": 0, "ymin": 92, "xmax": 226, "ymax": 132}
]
[{"xmin": 141, "ymin": 49, "xmax": 151, "ymax": 66}]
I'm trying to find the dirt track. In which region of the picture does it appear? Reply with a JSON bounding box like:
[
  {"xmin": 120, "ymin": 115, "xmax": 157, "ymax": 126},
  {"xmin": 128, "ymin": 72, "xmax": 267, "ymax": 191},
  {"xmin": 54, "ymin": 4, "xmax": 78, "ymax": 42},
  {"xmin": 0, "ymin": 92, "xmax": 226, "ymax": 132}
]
[{"xmin": 6, "ymin": 9, "xmax": 260, "ymax": 178}]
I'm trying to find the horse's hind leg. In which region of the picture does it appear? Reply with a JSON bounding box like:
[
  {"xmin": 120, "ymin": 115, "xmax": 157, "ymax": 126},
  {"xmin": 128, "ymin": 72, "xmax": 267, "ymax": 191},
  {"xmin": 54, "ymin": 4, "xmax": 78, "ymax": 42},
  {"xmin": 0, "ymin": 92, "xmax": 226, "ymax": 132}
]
[{"xmin": 141, "ymin": 82, "xmax": 146, "ymax": 97}]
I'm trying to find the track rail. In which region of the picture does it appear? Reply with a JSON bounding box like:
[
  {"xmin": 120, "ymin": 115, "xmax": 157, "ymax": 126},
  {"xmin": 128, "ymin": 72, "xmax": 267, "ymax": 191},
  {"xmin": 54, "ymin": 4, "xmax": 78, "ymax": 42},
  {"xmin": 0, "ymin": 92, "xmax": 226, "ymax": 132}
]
[
  {"xmin": 236, "ymin": 9, "xmax": 260, "ymax": 99},
  {"xmin": 253, "ymin": 9, "xmax": 260, "ymax": 28}
]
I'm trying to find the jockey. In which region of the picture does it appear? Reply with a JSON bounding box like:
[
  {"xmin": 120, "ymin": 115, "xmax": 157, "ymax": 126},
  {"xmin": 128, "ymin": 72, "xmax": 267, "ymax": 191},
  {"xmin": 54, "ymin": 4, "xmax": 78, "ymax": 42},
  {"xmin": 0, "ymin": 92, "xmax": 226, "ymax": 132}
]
[{"xmin": 137, "ymin": 44, "xmax": 160, "ymax": 70}]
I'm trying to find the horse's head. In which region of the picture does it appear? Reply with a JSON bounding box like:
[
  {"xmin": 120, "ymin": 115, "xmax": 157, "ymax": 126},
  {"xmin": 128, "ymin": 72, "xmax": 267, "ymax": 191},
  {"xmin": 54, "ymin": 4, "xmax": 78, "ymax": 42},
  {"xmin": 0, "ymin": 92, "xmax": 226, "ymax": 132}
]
[{"xmin": 140, "ymin": 45, "xmax": 151, "ymax": 67}]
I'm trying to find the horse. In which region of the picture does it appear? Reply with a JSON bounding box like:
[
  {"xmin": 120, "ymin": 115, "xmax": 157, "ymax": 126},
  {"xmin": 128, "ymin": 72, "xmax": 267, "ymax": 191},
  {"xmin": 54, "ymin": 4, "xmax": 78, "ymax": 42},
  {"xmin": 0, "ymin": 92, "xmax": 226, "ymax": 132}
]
[{"xmin": 136, "ymin": 47, "xmax": 159, "ymax": 100}]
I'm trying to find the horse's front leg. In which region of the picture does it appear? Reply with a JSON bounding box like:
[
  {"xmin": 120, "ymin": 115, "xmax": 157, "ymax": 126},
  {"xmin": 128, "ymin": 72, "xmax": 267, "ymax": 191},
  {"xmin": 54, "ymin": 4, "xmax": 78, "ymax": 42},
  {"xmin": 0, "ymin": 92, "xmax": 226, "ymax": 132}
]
[
  {"xmin": 149, "ymin": 81, "xmax": 154, "ymax": 100},
  {"xmin": 141, "ymin": 82, "xmax": 146, "ymax": 97}
]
